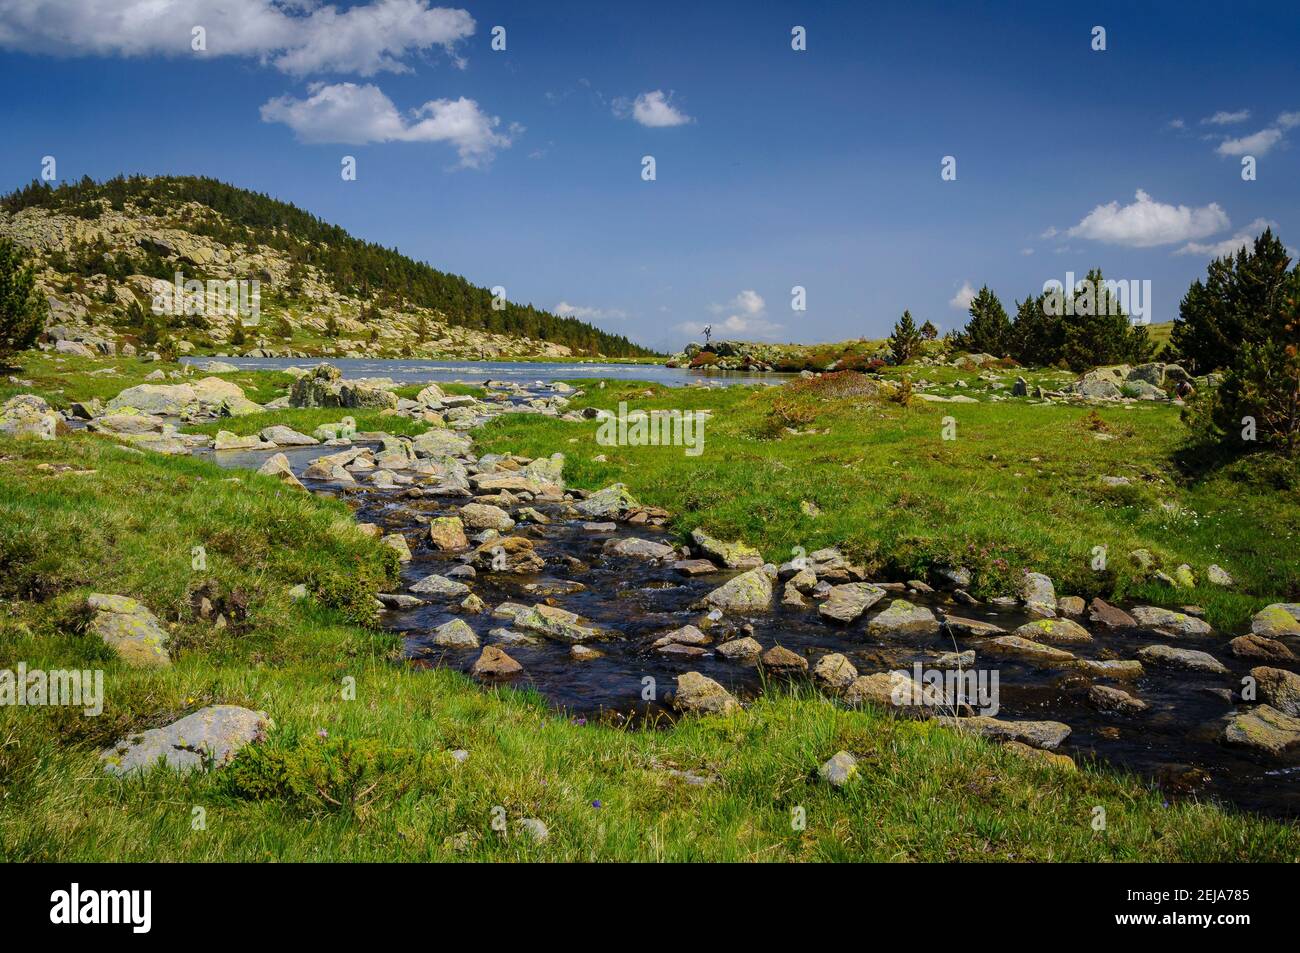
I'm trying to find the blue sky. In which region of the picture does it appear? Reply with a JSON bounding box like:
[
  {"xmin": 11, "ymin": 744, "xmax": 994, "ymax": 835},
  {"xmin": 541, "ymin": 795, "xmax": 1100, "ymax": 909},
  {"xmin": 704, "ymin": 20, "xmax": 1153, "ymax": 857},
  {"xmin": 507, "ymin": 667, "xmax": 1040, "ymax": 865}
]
[{"xmin": 1, "ymin": 0, "xmax": 1297, "ymax": 352}]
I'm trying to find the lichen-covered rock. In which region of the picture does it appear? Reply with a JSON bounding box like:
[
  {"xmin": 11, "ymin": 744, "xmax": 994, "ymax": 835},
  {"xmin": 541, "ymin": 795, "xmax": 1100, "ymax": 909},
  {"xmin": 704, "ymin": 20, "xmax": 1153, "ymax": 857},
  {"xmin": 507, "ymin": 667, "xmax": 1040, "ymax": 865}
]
[
  {"xmin": 983, "ymin": 635, "xmax": 1076, "ymax": 665},
  {"xmin": 256, "ymin": 452, "xmax": 306, "ymax": 490},
  {"xmin": 941, "ymin": 616, "xmax": 1006, "ymax": 638},
  {"xmin": 813, "ymin": 652, "xmax": 858, "ymax": 690},
  {"xmin": 409, "ymin": 573, "xmax": 470, "ymax": 599},
  {"xmin": 575, "ymin": 483, "xmax": 639, "ymax": 520},
  {"xmin": 673, "ymin": 671, "xmax": 740, "ymax": 715},
  {"xmin": 1221, "ymin": 705, "xmax": 1300, "ymax": 759},
  {"xmin": 1002, "ymin": 740, "xmax": 1076, "ymax": 771},
  {"xmin": 513, "ymin": 603, "xmax": 605, "ymax": 643},
  {"xmin": 381, "ymin": 534, "xmax": 412, "ymax": 562},
  {"xmin": 690, "ymin": 528, "xmax": 764, "ymax": 569},
  {"xmin": 86, "ymin": 593, "xmax": 170, "ymax": 667},
  {"xmin": 105, "ymin": 383, "xmax": 197, "ymax": 416},
  {"xmin": 1072, "ymin": 659, "xmax": 1144, "ymax": 680},
  {"xmin": 427, "ymin": 516, "xmax": 469, "ymax": 552},
  {"xmin": 1011, "ymin": 617, "xmax": 1093, "ymax": 645},
  {"xmin": 818, "ymin": 582, "xmax": 886, "ymax": 623},
  {"xmin": 761, "ymin": 644, "xmax": 808, "ymax": 673},
  {"xmin": 460, "ymin": 502, "xmax": 515, "ymax": 532},
  {"xmin": 0, "ymin": 394, "xmax": 65, "ymax": 440},
  {"xmin": 1229, "ymin": 634, "xmax": 1296, "ymax": 662},
  {"xmin": 818, "ymin": 750, "xmax": 858, "ymax": 787},
  {"xmin": 603, "ymin": 537, "xmax": 676, "ymax": 560},
  {"xmin": 431, "ymin": 618, "xmax": 479, "ymax": 648},
  {"xmin": 100, "ymin": 705, "xmax": 270, "ymax": 776},
  {"xmin": 1137, "ymin": 644, "xmax": 1227, "ymax": 674},
  {"xmin": 1251, "ymin": 604, "xmax": 1300, "ymax": 639},
  {"xmin": 1019, "ymin": 571, "xmax": 1057, "ymax": 617},
  {"xmin": 866, "ymin": 599, "xmax": 939, "ymax": 637},
  {"xmin": 696, "ymin": 564, "xmax": 776, "ymax": 613},
  {"xmin": 1088, "ymin": 684, "xmax": 1148, "ymax": 714},
  {"xmin": 715, "ymin": 636, "xmax": 762, "ymax": 660},
  {"xmin": 1251, "ymin": 666, "xmax": 1300, "ymax": 717},
  {"xmin": 260, "ymin": 425, "xmax": 318, "ymax": 446},
  {"xmin": 1131, "ymin": 605, "xmax": 1213, "ymax": 636}
]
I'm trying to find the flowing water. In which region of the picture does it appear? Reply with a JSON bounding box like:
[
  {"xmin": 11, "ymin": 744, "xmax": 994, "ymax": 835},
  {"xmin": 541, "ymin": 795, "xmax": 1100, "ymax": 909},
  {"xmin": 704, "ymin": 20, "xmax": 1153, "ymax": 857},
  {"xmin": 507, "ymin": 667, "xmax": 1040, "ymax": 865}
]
[
  {"xmin": 203, "ymin": 378, "xmax": 1300, "ymax": 820},
  {"xmin": 181, "ymin": 356, "xmax": 788, "ymax": 388}
]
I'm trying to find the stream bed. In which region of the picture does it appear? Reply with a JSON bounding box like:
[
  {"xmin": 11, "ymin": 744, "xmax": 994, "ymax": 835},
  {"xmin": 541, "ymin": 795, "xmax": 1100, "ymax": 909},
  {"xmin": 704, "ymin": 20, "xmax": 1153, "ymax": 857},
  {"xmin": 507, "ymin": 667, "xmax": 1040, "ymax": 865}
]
[{"xmin": 204, "ymin": 394, "xmax": 1300, "ymax": 821}]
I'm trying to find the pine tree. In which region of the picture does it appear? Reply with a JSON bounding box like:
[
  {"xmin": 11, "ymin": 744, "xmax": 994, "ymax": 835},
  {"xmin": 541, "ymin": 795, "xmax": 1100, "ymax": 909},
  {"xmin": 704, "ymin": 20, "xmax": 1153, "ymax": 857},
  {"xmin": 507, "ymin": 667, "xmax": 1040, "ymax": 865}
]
[
  {"xmin": 888, "ymin": 309, "xmax": 923, "ymax": 364},
  {"xmin": 1059, "ymin": 269, "xmax": 1136, "ymax": 371},
  {"xmin": 1008, "ymin": 293, "xmax": 1063, "ymax": 367},
  {"xmin": 0, "ymin": 238, "xmax": 46, "ymax": 363},
  {"xmin": 953, "ymin": 285, "xmax": 1011, "ymax": 356},
  {"xmin": 919, "ymin": 319, "xmax": 938, "ymax": 340},
  {"xmin": 1171, "ymin": 229, "xmax": 1292, "ymax": 373}
]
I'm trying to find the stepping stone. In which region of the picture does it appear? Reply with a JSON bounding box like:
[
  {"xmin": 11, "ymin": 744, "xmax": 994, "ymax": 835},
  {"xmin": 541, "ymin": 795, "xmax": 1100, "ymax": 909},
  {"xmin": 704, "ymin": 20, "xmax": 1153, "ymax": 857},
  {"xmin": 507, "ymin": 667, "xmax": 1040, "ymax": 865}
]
[
  {"xmin": 431, "ymin": 619, "xmax": 479, "ymax": 648},
  {"xmin": 472, "ymin": 645, "xmax": 522, "ymax": 677},
  {"xmin": 818, "ymin": 582, "xmax": 886, "ymax": 623},
  {"xmin": 673, "ymin": 672, "xmax": 739, "ymax": 715},
  {"xmin": 1131, "ymin": 606, "xmax": 1212, "ymax": 636},
  {"xmin": 673, "ymin": 559, "xmax": 717, "ymax": 576},
  {"xmin": 983, "ymin": 635, "xmax": 1076, "ymax": 664},
  {"xmin": 866, "ymin": 599, "xmax": 939, "ymax": 637},
  {"xmin": 1011, "ymin": 617, "xmax": 1092, "ymax": 645},
  {"xmin": 715, "ymin": 636, "xmax": 762, "ymax": 660},
  {"xmin": 1221, "ymin": 705, "xmax": 1300, "ymax": 759},
  {"xmin": 813, "ymin": 653, "xmax": 858, "ymax": 690},
  {"xmin": 761, "ymin": 645, "xmax": 808, "ymax": 673},
  {"xmin": 1136, "ymin": 645, "xmax": 1227, "ymax": 674}
]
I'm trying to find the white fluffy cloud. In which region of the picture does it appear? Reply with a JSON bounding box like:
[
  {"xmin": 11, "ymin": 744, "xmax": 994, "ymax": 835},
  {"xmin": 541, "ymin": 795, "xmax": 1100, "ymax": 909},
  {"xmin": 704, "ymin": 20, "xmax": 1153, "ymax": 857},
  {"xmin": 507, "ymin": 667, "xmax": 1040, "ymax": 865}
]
[
  {"xmin": 1176, "ymin": 218, "xmax": 1278, "ymax": 258},
  {"xmin": 554, "ymin": 302, "xmax": 627, "ymax": 322},
  {"xmin": 615, "ymin": 90, "xmax": 693, "ymax": 127},
  {"xmin": 1066, "ymin": 189, "xmax": 1229, "ymax": 247},
  {"xmin": 1216, "ymin": 127, "xmax": 1284, "ymax": 157},
  {"xmin": 681, "ymin": 289, "xmax": 781, "ymax": 338},
  {"xmin": 0, "ymin": 0, "xmax": 474, "ymax": 76},
  {"xmin": 948, "ymin": 282, "xmax": 976, "ymax": 310},
  {"xmin": 260, "ymin": 83, "xmax": 517, "ymax": 166},
  {"xmin": 1202, "ymin": 109, "xmax": 1250, "ymax": 125}
]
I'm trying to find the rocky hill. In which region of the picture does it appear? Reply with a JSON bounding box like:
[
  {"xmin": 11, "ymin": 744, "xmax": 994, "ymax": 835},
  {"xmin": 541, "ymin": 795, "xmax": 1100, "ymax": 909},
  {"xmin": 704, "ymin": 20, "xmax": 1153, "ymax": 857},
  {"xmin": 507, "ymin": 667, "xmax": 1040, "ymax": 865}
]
[{"xmin": 0, "ymin": 175, "xmax": 655, "ymax": 362}]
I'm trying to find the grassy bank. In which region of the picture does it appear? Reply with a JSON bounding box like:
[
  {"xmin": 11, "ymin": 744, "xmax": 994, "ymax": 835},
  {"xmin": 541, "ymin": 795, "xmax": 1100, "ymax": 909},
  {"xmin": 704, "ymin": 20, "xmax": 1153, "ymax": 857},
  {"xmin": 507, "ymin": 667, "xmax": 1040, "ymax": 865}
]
[
  {"xmin": 2, "ymin": 367, "xmax": 1297, "ymax": 860},
  {"xmin": 477, "ymin": 376, "xmax": 1297, "ymax": 632}
]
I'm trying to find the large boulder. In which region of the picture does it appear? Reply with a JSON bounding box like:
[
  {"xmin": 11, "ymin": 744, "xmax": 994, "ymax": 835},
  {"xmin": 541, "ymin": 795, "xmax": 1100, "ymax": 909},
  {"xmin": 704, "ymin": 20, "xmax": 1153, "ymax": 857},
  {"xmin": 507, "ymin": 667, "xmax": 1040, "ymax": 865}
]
[
  {"xmin": 0, "ymin": 394, "xmax": 65, "ymax": 440},
  {"xmin": 100, "ymin": 705, "xmax": 271, "ymax": 776},
  {"xmin": 290, "ymin": 363, "xmax": 397, "ymax": 409},
  {"xmin": 104, "ymin": 383, "xmax": 197, "ymax": 416}
]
